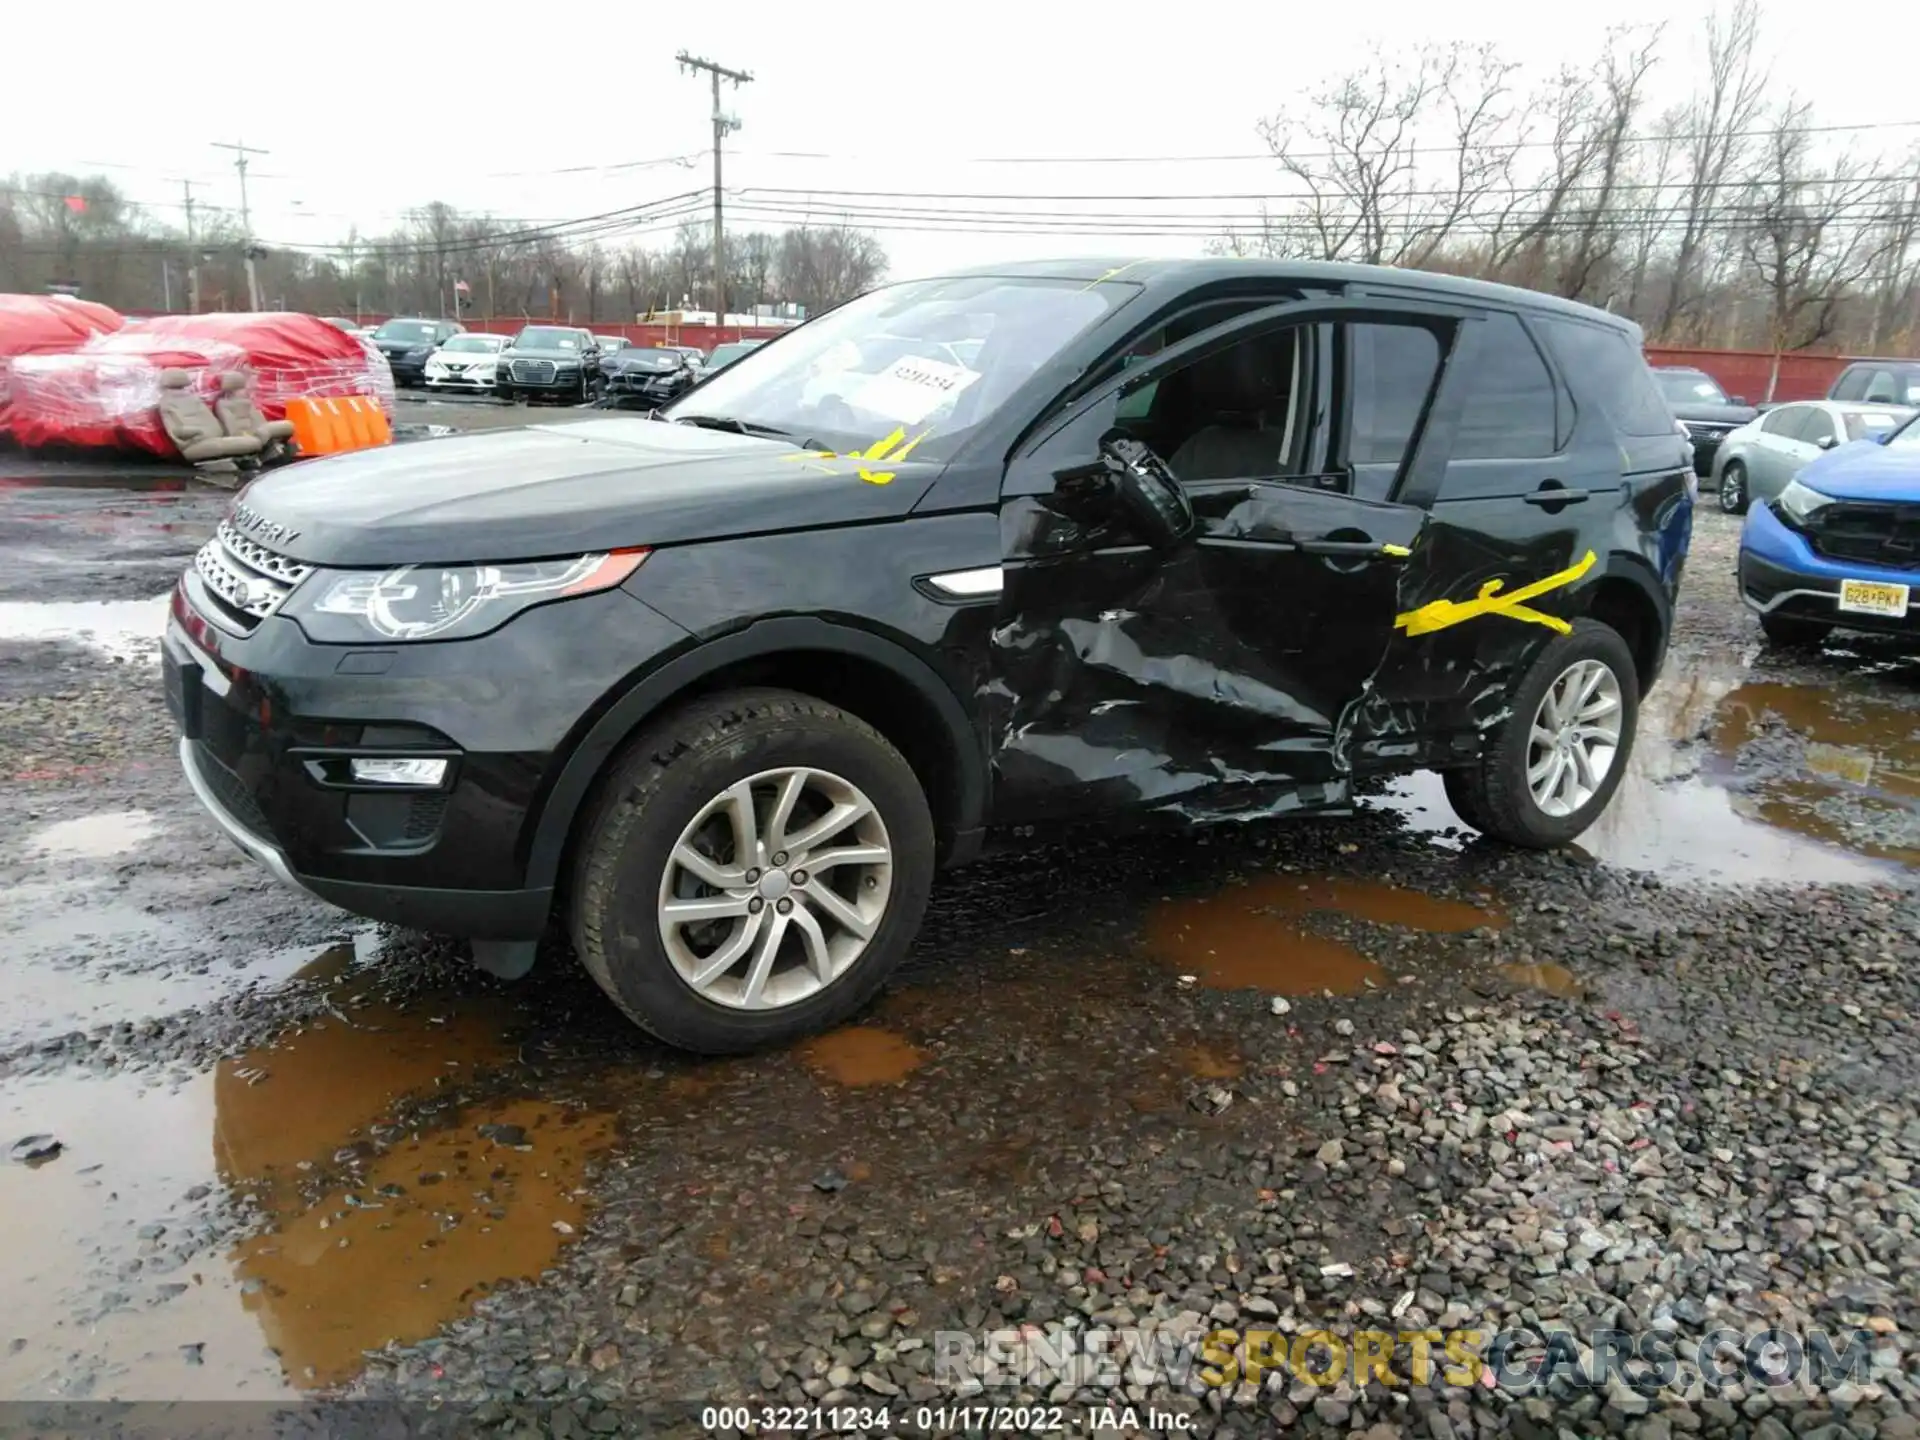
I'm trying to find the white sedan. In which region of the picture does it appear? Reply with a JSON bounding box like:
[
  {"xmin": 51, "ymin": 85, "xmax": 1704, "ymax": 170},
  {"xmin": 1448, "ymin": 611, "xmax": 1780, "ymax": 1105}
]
[
  {"xmin": 1709, "ymin": 400, "xmax": 1916, "ymax": 513},
  {"xmin": 422, "ymin": 333, "xmax": 510, "ymax": 393}
]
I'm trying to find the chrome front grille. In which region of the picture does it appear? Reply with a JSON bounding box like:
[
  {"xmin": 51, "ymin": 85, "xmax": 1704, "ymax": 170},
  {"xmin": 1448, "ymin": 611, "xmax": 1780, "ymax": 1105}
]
[
  {"xmin": 511, "ymin": 359, "xmax": 557, "ymax": 384},
  {"xmin": 191, "ymin": 521, "xmax": 314, "ymax": 627},
  {"xmin": 1683, "ymin": 422, "xmax": 1734, "ymax": 442}
]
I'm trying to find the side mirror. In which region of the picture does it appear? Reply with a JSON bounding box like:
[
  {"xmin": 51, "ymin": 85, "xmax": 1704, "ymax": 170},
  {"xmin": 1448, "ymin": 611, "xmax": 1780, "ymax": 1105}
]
[
  {"xmin": 1730, "ymin": 395, "xmax": 1748, "ymax": 406},
  {"xmin": 1099, "ymin": 430, "xmax": 1194, "ymax": 550},
  {"xmin": 1816, "ymin": 434, "xmax": 1839, "ymax": 450}
]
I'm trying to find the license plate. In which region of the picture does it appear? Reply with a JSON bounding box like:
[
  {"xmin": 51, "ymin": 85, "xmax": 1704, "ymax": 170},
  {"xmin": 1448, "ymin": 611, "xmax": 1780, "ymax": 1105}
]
[{"xmin": 1837, "ymin": 578, "xmax": 1910, "ymax": 617}]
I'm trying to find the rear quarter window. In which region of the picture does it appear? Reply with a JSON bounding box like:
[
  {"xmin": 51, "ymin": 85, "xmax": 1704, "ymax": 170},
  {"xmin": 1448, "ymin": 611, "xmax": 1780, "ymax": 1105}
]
[
  {"xmin": 1452, "ymin": 313, "xmax": 1558, "ymax": 459},
  {"xmin": 1539, "ymin": 318, "xmax": 1672, "ymax": 438}
]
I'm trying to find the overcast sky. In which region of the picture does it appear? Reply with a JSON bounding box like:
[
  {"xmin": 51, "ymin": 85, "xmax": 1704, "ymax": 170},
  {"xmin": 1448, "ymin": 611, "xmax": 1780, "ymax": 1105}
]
[{"xmin": 11, "ymin": 0, "xmax": 1919, "ymax": 281}]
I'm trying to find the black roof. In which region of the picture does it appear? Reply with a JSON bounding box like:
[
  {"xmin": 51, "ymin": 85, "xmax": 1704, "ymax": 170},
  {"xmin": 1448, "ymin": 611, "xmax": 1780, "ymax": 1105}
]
[{"xmin": 922, "ymin": 256, "xmax": 1638, "ymax": 335}]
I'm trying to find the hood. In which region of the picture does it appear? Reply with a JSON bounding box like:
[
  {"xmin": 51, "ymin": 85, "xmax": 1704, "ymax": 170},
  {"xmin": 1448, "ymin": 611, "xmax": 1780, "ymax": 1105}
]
[
  {"xmin": 1795, "ymin": 438, "xmax": 1920, "ymax": 503},
  {"xmin": 373, "ymin": 335, "xmax": 438, "ymax": 354},
  {"xmin": 230, "ymin": 418, "xmax": 945, "ymax": 567},
  {"xmin": 503, "ymin": 344, "xmax": 585, "ymax": 361},
  {"xmin": 1669, "ymin": 401, "xmax": 1758, "ymax": 424},
  {"xmin": 429, "ymin": 349, "xmax": 500, "ymax": 366},
  {"xmin": 602, "ymin": 351, "xmax": 682, "ymax": 373}
]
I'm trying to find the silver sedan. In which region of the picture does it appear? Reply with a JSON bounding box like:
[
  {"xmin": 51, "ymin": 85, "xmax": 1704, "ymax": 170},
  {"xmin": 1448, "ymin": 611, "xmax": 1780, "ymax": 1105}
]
[{"xmin": 1710, "ymin": 400, "xmax": 1916, "ymax": 514}]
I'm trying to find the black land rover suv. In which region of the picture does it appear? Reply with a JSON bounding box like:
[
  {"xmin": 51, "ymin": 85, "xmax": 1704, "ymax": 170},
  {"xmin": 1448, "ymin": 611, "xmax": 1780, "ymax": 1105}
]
[{"xmin": 163, "ymin": 259, "xmax": 1694, "ymax": 1054}]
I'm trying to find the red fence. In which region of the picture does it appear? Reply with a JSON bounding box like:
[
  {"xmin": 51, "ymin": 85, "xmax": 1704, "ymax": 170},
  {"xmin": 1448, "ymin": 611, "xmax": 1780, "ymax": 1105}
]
[{"xmin": 1643, "ymin": 346, "xmax": 1858, "ymax": 404}]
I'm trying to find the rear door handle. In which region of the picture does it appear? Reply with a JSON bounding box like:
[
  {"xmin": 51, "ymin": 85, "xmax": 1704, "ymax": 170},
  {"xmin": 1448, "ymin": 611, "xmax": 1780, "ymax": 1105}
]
[{"xmin": 1524, "ymin": 483, "xmax": 1588, "ymax": 507}]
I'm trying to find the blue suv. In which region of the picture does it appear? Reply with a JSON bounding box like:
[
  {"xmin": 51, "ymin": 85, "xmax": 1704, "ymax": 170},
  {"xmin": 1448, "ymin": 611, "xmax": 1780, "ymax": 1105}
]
[{"xmin": 1740, "ymin": 411, "xmax": 1920, "ymax": 646}]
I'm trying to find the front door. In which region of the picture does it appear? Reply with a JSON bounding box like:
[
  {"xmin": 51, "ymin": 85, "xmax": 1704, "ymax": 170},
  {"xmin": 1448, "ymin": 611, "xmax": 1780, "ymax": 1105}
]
[{"xmin": 988, "ymin": 299, "xmax": 1471, "ymax": 827}]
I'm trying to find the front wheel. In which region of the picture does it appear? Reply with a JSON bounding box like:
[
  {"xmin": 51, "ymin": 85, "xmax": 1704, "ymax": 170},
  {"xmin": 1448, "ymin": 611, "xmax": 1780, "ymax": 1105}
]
[
  {"xmin": 1442, "ymin": 619, "xmax": 1639, "ymax": 849},
  {"xmin": 1718, "ymin": 460, "xmax": 1749, "ymax": 515},
  {"xmin": 570, "ymin": 687, "xmax": 936, "ymax": 1053}
]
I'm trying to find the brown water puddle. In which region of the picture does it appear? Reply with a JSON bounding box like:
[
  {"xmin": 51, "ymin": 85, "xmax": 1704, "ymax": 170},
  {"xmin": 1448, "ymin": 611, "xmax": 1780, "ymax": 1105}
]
[
  {"xmin": 1709, "ymin": 681, "xmax": 1920, "ymax": 866},
  {"xmin": 1143, "ymin": 873, "xmax": 1504, "ymax": 993},
  {"xmin": 1382, "ymin": 667, "xmax": 1908, "ymax": 884},
  {"xmin": 0, "ymin": 946, "xmax": 616, "ymax": 1398},
  {"xmin": 797, "ymin": 1026, "xmax": 927, "ymax": 1086}
]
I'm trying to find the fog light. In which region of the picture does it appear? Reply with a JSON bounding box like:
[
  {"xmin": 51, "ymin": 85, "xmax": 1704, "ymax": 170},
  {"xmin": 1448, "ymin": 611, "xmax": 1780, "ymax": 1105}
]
[{"xmin": 350, "ymin": 757, "xmax": 448, "ymax": 786}]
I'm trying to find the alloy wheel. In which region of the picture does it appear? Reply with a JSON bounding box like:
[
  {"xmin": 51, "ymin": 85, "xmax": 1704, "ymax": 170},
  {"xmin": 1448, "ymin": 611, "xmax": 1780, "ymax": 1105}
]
[
  {"xmin": 1719, "ymin": 465, "xmax": 1745, "ymax": 513},
  {"xmin": 656, "ymin": 766, "xmax": 894, "ymax": 1010},
  {"xmin": 1525, "ymin": 659, "xmax": 1624, "ymax": 818}
]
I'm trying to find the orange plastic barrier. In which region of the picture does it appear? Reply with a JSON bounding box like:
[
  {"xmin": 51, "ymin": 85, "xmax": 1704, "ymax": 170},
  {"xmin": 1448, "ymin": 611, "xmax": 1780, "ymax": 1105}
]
[{"xmin": 285, "ymin": 395, "xmax": 391, "ymax": 456}]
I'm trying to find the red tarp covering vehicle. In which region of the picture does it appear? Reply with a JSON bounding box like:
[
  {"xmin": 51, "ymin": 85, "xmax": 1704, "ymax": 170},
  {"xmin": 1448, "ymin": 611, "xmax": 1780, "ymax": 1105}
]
[
  {"xmin": 4, "ymin": 311, "xmax": 394, "ymax": 455},
  {"xmin": 0, "ymin": 294, "xmax": 127, "ymax": 441}
]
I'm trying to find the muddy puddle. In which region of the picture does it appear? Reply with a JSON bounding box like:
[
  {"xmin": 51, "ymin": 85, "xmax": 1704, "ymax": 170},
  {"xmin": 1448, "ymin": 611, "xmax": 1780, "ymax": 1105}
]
[
  {"xmin": 1144, "ymin": 872, "xmax": 1504, "ymax": 993},
  {"xmin": 25, "ymin": 808, "xmax": 163, "ymax": 860},
  {"xmin": 0, "ymin": 948, "xmax": 616, "ymax": 1399},
  {"xmin": 798, "ymin": 1026, "xmax": 928, "ymax": 1086},
  {"xmin": 1379, "ymin": 664, "xmax": 1914, "ymax": 884},
  {"xmin": 0, "ymin": 595, "xmax": 168, "ymax": 663}
]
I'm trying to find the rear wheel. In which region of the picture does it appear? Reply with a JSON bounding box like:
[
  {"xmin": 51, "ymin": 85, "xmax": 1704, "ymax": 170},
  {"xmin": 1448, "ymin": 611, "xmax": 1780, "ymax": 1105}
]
[
  {"xmin": 570, "ymin": 688, "xmax": 935, "ymax": 1054},
  {"xmin": 1442, "ymin": 619, "xmax": 1639, "ymax": 849},
  {"xmin": 1718, "ymin": 460, "xmax": 1749, "ymax": 515},
  {"xmin": 1759, "ymin": 613, "xmax": 1832, "ymax": 648}
]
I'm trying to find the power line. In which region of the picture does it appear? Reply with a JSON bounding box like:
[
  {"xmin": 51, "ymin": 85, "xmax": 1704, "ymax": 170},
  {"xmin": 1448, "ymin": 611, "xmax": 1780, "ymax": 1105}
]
[{"xmin": 732, "ymin": 118, "xmax": 1920, "ymax": 168}]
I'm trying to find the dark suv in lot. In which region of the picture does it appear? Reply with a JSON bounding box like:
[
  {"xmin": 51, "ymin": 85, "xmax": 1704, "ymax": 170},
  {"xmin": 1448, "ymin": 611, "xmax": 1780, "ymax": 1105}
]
[
  {"xmin": 369, "ymin": 317, "xmax": 464, "ymax": 387},
  {"xmin": 496, "ymin": 325, "xmax": 602, "ymax": 404},
  {"xmin": 163, "ymin": 259, "xmax": 1693, "ymax": 1053}
]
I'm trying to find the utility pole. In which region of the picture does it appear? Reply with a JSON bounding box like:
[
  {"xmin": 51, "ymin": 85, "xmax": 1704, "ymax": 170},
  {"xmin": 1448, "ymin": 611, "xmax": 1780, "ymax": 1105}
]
[
  {"xmin": 212, "ymin": 140, "xmax": 268, "ymax": 310},
  {"xmin": 170, "ymin": 179, "xmax": 201, "ymax": 312},
  {"xmin": 676, "ymin": 51, "xmax": 751, "ymax": 324}
]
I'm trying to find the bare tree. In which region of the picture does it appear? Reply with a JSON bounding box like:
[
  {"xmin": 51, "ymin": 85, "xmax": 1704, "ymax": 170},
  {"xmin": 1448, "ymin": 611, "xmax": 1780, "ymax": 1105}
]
[
  {"xmin": 1739, "ymin": 104, "xmax": 1899, "ymax": 393},
  {"xmin": 1654, "ymin": 0, "xmax": 1769, "ymax": 340}
]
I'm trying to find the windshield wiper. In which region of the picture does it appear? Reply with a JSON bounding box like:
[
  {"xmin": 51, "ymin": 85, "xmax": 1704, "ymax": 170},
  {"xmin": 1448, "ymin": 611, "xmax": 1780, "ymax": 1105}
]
[{"xmin": 672, "ymin": 414, "xmax": 797, "ymax": 441}]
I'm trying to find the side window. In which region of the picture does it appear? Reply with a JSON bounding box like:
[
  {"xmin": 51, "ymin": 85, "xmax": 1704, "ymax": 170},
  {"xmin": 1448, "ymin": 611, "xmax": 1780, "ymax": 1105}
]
[
  {"xmin": 1452, "ymin": 313, "xmax": 1558, "ymax": 459},
  {"xmin": 1348, "ymin": 323, "xmax": 1442, "ymax": 466},
  {"xmin": 1761, "ymin": 406, "xmax": 1803, "ymax": 437},
  {"xmin": 1538, "ymin": 319, "xmax": 1671, "ymax": 437},
  {"xmin": 1799, "ymin": 409, "xmax": 1837, "ymax": 447},
  {"xmin": 1866, "ymin": 370, "xmax": 1900, "ymax": 404},
  {"xmin": 1831, "ymin": 367, "xmax": 1867, "ymax": 401}
]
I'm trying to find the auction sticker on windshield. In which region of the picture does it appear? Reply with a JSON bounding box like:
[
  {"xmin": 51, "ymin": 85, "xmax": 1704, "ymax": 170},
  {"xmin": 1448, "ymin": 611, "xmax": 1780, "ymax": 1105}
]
[
  {"xmin": 851, "ymin": 356, "xmax": 982, "ymax": 424},
  {"xmin": 1837, "ymin": 579, "xmax": 1909, "ymax": 617}
]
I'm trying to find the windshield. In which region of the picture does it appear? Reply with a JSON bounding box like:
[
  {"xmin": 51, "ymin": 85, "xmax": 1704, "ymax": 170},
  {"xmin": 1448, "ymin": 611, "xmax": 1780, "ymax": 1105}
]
[
  {"xmin": 1888, "ymin": 413, "xmax": 1920, "ymax": 449},
  {"xmin": 708, "ymin": 342, "xmax": 760, "ymax": 367},
  {"xmin": 1656, "ymin": 370, "xmax": 1729, "ymax": 404},
  {"xmin": 440, "ymin": 335, "xmax": 499, "ymax": 353},
  {"xmin": 598, "ymin": 337, "xmax": 626, "ymax": 349},
  {"xmin": 373, "ymin": 320, "xmax": 438, "ymax": 344},
  {"xmin": 624, "ymin": 348, "xmax": 682, "ymax": 368},
  {"xmin": 660, "ymin": 276, "xmax": 1133, "ymax": 458},
  {"xmin": 514, "ymin": 328, "xmax": 581, "ymax": 351},
  {"xmin": 1845, "ymin": 410, "xmax": 1912, "ymax": 441}
]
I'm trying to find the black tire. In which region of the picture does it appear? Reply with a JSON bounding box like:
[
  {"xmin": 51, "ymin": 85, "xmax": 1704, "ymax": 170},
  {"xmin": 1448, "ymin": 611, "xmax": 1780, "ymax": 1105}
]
[
  {"xmin": 569, "ymin": 687, "xmax": 936, "ymax": 1054},
  {"xmin": 1759, "ymin": 613, "xmax": 1832, "ymax": 648},
  {"xmin": 496, "ymin": 387, "xmax": 515, "ymax": 404},
  {"xmin": 1718, "ymin": 461, "xmax": 1749, "ymax": 515},
  {"xmin": 1441, "ymin": 618, "xmax": 1640, "ymax": 850}
]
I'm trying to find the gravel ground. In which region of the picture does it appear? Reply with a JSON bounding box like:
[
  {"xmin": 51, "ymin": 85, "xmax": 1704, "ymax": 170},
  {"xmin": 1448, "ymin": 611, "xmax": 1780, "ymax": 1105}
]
[{"xmin": 1, "ymin": 489, "xmax": 1917, "ymax": 1437}]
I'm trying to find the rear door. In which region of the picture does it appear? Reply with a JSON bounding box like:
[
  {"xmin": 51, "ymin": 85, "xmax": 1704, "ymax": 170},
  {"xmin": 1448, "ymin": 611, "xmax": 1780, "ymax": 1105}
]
[
  {"xmin": 1752, "ymin": 405, "xmax": 1808, "ymax": 494},
  {"xmin": 1356, "ymin": 307, "xmax": 1625, "ymax": 762},
  {"xmin": 990, "ymin": 296, "xmax": 1472, "ymax": 826}
]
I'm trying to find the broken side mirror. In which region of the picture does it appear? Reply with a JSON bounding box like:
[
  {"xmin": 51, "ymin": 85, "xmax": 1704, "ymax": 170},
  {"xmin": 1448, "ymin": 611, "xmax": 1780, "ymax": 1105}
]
[{"xmin": 1099, "ymin": 429, "xmax": 1195, "ymax": 550}]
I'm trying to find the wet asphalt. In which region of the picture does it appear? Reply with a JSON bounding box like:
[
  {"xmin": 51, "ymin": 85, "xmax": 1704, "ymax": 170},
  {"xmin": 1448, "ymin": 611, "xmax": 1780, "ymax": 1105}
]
[{"xmin": 2, "ymin": 413, "xmax": 1919, "ymax": 1437}]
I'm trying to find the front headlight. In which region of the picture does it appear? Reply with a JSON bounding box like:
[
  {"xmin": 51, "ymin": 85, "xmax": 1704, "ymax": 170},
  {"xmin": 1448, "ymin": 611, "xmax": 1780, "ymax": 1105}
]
[
  {"xmin": 1776, "ymin": 479, "xmax": 1834, "ymax": 527},
  {"xmin": 288, "ymin": 550, "xmax": 649, "ymax": 642}
]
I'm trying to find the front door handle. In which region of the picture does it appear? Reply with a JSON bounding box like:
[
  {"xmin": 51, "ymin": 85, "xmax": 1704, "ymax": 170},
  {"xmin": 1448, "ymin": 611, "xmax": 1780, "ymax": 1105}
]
[{"xmin": 1524, "ymin": 481, "xmax": 1588, "ymax": 508}]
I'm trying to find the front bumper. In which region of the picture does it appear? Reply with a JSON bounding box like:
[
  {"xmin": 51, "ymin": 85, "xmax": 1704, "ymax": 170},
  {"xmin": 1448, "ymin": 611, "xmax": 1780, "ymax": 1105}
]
[
  {"xmin": 424, "ymin": 369, "xmax": 498, "ymax": 390},
  {"xmin": 1738, "ymin": 501, "xmax": 1920, "ymax": 635},
  {"xmin": 603, "ymin": 372, "xmax": 685, "ymax": 404},
  {"xmin": 162, "ymin": 574, "xmax": 691, "ymax": 940}
]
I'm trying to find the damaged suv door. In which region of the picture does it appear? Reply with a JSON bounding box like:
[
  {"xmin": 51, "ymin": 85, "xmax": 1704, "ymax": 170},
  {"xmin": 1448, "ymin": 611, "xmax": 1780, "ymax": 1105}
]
[{"xmin": 992, "ymin": 298, "xmax": 1471, "ymax": 825}]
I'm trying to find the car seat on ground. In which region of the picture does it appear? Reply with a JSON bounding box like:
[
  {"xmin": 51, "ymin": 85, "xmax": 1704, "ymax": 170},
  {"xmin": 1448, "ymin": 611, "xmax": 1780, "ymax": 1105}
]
[
  {"xmin": 213, "ymin": 371, "xmax": 296, "ymax": 458},
  {"xmin": 156, "ymin": 369, "xmax": 263, "ymax": 472}
]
